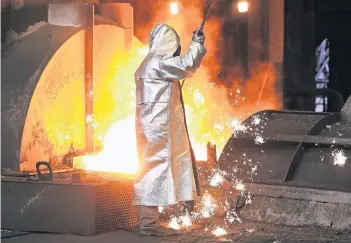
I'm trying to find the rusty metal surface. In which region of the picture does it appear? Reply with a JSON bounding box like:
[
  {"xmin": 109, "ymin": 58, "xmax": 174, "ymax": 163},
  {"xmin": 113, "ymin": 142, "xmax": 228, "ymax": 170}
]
[
  {"xmin": 218, "ymin": 98, "xmax": 351, "ymax": 192},
  {"xmin": 1, "ymin": 176, "xmax": 138, "ymax": 235}
]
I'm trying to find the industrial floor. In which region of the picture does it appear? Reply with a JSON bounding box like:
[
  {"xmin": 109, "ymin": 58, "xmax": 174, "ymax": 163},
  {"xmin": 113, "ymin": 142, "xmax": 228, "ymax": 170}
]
[{"xmin": 2, "ymin": 222, "xmax": 351, "ymax": 243}]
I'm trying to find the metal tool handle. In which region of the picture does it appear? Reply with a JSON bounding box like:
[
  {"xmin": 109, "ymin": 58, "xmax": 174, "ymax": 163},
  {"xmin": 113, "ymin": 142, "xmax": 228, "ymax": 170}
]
[
  {"xmin": 196, "ymin": 0, "xmax": 212, "ymax": 34},
  {"xmin": 185, "ymin": 0, "xmax": 212, "ymax": 90}
]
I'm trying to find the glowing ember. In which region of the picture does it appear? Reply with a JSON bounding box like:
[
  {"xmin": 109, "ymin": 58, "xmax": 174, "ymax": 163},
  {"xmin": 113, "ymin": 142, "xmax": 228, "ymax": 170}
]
[
  {"xmin": 212, "ymin": 227, "xmax": 227, "ymax": 236},
  {"xmin": 169, "ymin": 217, "xmax": 180, "ymax": 230},
  {"xmin": 331, "ymin": 149, "xmax": 348, "ymax": 167}
]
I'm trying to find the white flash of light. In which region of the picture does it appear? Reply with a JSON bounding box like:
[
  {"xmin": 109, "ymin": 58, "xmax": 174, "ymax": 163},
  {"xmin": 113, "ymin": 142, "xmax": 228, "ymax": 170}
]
[
  {"xmin": 237, "ymin": 1, "xmax": 249, "ymax": 13},
  {"xmin": 170, "ymin": 2, "xmax": 179, "ymax": 15}
]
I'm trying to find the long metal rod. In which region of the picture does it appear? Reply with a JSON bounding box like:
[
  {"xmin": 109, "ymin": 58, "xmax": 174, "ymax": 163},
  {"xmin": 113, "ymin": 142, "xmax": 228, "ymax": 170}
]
[
  {"xmin": 182, "ymin": 0, "xmax": 212, "ymax": 90},
  {"xmin": 199, "ymin": 0, "xmax": 212, "ymax": 32}
]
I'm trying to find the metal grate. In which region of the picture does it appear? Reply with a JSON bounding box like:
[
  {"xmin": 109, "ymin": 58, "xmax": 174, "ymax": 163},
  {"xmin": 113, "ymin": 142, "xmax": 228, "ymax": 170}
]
[{"xmin": 94, "ymin": 180, "xmax": 139, "ymax": 234}]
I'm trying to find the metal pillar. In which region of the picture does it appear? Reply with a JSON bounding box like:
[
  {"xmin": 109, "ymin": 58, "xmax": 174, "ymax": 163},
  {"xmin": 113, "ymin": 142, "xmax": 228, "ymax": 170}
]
[
  {"xmin": 84, "ymin": 6, "xmax": 95, "ymax": 153},
  {"xmin": 48, "ymin": 2, "xmax": 95, "ymax": 153}
]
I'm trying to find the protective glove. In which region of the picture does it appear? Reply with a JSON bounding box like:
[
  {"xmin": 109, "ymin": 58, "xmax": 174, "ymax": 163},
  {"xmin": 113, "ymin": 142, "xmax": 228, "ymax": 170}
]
[{"xmin": 192, "ymin": 28, "xmax": 205, "ymax": 44}]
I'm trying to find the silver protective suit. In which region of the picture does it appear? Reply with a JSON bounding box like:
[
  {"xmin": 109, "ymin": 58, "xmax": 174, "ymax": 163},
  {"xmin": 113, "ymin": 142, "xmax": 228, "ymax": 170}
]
[{"xmin": 133, "ymin": 24, "xmax": 207, "ymax": 206}]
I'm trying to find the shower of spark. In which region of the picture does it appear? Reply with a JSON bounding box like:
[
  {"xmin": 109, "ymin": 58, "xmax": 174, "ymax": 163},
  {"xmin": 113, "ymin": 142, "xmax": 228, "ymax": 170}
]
[
  {"xmin": 209, "ymin": 170, "xmax": 225, "ymax": 187},
  {"xmin": 254, "ymin": 135, "xmax": 265, "ymax": 145},
  {"xmin": 200, "ymin": 192, "xmax": 217, "ymax": 218},
  {"xmin": 169, "ymin": 217, "xmax": 180, "ymax": 230},
  {"xmin": 331, "ymin": 149, "xmax": 348, "ymax": 167},
  {"xmin": 225, "ymin": 210, "xmax": 242, "ymax": 223},
  {"xmin": 251, "ymin": 165, "xmax": 258, "ymax": 173},
  {"xmin": 180, "ymin": 213, "xmax": 193, "ymax": 228},
  {"xmin": 234, "ymin": 180, "xmax": 246, "ymax": 191},
  {"xmin": 168, "ymin": 213, "xmax": 193, "ymax": 230},
  {"xmin": 252, "ymin": 116, "xmax": 261, "ymax": 125},
  {"xmin": 245, "ymin": 192, "xmax": 253, "ymax": 204},
  {"xmin": 229, "ymin": 119, "xmax": 247, "ymax": 132}
]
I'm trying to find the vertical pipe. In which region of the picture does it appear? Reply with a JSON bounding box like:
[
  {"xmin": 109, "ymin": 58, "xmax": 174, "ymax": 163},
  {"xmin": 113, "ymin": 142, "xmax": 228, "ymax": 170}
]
[{"xmin": 84, "ymin": 4, "xmax": 95, "ymax": 153}]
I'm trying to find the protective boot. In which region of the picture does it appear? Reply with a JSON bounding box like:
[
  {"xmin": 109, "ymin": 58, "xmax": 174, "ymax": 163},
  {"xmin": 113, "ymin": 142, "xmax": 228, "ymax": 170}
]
[{"xmin": 139, "ymin": 206, "xmax": 181, "ymax": 237}]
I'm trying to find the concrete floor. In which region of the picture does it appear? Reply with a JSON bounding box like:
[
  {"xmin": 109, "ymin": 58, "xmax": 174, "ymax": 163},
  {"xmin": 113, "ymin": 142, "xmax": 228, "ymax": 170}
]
[{"xmin": 2, "ymin": 222, "xmax": 351, "ymax": 243}]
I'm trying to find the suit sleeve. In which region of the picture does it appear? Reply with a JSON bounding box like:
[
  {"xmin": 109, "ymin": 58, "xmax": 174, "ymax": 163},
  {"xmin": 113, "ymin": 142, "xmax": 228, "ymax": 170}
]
[{"xmin": 159, "ymin": 41, "xmax": 207, "ymax": 80}]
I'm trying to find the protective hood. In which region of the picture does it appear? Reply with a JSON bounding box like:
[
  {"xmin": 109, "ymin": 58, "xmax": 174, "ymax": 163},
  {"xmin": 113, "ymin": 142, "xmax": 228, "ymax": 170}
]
[{"xmin": 149, "ymin": 24, "xmax": 180, "ymax": 55}]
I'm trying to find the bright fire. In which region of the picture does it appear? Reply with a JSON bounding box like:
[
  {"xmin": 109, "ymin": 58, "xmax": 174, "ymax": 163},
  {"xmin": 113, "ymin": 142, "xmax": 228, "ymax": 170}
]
[
  {"xmin": 73, "ymin": 116, "xmax": 138, "ymax": 173},
  {"xmin": 20, "ymin": 2, "xmax": 281, "ymax": 173}
]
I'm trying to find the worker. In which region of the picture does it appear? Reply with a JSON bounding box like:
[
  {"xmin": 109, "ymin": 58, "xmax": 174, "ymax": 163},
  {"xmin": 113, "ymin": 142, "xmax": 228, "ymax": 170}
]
[{"xmin": 133, "ymin": 24, "xmax": 206, "ymax": 236}]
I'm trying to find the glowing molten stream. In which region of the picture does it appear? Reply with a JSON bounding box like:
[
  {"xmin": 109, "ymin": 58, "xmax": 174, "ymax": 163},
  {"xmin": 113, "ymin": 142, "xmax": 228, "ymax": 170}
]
[{"xmin": 73, "ymin": 116, "xmax": 138, "ymax": 174}]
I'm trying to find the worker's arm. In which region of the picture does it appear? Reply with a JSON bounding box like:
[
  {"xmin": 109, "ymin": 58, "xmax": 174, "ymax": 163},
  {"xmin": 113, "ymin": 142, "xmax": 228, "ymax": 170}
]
[{"xmin": 160, "ymin": 31, "xmax": 207, "ymax": 80}]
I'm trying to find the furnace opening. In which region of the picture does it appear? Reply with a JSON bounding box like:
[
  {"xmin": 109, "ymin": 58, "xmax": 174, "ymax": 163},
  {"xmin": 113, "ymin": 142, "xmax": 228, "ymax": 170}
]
[{"xmin": 20, "ymin": 24, "xmax": 145, "ymax": 173}]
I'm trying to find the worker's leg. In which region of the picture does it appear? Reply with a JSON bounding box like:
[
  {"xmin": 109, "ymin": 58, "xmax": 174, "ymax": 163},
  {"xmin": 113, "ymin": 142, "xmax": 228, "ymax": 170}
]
[{"xmin": 139, "ymin": 205, "xmax": 180, "ymax": 236}]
